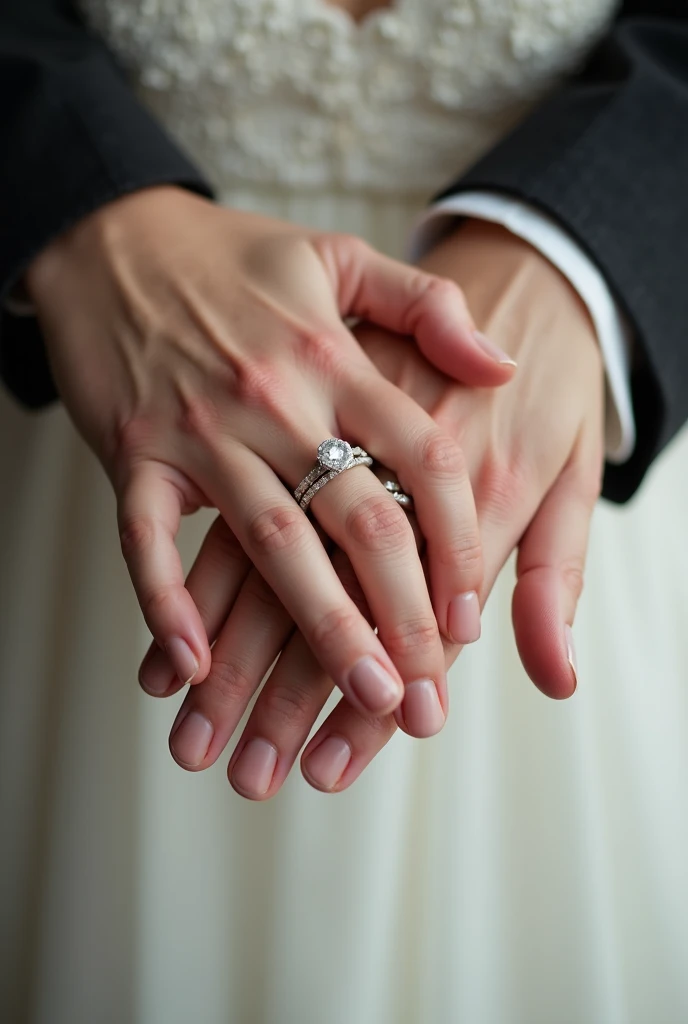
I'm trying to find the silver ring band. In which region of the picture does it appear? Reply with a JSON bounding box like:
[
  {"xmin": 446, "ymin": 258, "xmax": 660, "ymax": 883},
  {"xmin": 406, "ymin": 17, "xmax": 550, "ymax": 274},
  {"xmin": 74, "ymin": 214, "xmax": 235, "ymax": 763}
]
[
  {"xmin": 382, "ymin": 479, "xmax": 414, "ymax": 511},
  {"xmin": 294, "ymin": 438, "xmax": 372, "ymax": 511},
  {"xmin": 299, "ymin": 454, "xmax": 373, "ymax": 510}
]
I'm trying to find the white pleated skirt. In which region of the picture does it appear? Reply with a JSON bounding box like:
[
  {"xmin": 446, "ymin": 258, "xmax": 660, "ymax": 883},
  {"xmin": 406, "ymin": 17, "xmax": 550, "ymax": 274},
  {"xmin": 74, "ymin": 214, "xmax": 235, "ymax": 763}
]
[{"xmin": 2, "ymin": 187, "xmax": 688, "ymax": 1024}]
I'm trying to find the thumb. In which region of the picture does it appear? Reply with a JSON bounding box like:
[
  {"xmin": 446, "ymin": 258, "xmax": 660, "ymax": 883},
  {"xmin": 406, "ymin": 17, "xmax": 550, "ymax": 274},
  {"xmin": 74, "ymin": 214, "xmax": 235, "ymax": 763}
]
[
  {"xmin": 511, "ymin": 440, "xmax": 602, "ymax": 700},
  {"xmin": 319, "ymin": 234, "xmax": 517, "ymax": 387}
]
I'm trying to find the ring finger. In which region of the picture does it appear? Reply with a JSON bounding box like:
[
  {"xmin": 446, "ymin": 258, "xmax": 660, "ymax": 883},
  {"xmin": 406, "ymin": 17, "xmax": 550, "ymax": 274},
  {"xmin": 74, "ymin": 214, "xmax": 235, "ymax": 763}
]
[
  {"xmin": 304, "ymin": 458, "xmax": 447, "ymax": 738},
  {"xmin": 199, "ymin": 442, "xmax": 407, "ymax": 718},
  {"xmin": 338, "ymin": 372, "xmax": 484, "ymax": 650}
]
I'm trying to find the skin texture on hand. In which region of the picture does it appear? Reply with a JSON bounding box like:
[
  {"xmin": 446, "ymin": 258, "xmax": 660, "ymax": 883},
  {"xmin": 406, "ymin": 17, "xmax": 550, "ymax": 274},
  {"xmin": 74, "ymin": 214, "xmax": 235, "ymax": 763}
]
[
  {"xmin": 136, "ymin": 218, "xmax": 605, "ymax": 800},
  {"xmin": 373, "ymin": 219, "xmax": 604, "ymax": 688},
  {"xmin": 24, "ymin": 187, "xmax": 515, "ymax": 740}
]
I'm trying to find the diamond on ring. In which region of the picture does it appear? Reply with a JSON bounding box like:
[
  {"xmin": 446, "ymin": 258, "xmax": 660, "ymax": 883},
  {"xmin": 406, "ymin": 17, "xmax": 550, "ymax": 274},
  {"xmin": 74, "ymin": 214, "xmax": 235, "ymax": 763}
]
[
  {"xmin": 294, "ymin": 437, "xmax": 372, "ymax": 511},
  {"xmin": 317, "ymin": 438, "xmax": 354, "ymax": 471}
]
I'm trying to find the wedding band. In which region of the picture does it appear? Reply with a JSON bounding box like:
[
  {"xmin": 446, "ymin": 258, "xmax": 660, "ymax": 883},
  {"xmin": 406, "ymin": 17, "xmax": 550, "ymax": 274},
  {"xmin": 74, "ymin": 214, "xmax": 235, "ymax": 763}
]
[
  {"xmin": 382, "ymin": 478, "xmax": 414, "ymax": 511},
  {"xmin": 295, "ymin": 438, "xmax": 373, "ymax": 511}
]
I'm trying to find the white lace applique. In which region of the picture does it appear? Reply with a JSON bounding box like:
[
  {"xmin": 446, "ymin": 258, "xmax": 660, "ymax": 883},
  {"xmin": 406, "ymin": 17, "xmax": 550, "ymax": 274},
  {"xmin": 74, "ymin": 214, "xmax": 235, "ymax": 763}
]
[{"xmin": 78, "ymin": 0, "xmax": 620, "ymax": 194}]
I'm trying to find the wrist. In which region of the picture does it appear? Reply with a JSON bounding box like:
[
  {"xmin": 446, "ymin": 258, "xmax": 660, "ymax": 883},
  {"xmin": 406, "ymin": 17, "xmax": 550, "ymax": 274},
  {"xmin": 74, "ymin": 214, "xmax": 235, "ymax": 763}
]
[
  {"xmin": 24, "ymin": 185, "xmax": 198, "ymax": 309},
  {"xmin": 415, "ymin": 219, "xmax": 597, "ymax": 368},
  {"xmin": 418, "ymin": 218, "xmax": 597, "ymax": 356}
]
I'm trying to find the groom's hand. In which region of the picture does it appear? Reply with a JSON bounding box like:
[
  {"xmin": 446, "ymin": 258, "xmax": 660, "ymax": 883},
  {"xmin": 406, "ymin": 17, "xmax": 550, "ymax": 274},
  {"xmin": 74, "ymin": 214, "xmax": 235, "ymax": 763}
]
[
  {"xmin": 359, "ymin": 218, "xmax": 605, "ymax": 697},
  {"xmin": 138, "ymin": 218, "xmax": 605, "ymax": 798},
  {"xmin": 289, "ymin": 219, "xmax": 604, "ymax": 792}
]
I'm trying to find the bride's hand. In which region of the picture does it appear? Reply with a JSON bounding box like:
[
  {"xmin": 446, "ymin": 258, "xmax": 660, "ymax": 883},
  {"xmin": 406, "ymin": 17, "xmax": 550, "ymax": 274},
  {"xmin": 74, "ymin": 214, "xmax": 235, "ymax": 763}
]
[
  {"xmin": 148, "ymin": 219, "xmax": 603, "ymax": 799},
  {"xmin": 26, "ymin": 186, "xmax": 514, "ymax": 724}
]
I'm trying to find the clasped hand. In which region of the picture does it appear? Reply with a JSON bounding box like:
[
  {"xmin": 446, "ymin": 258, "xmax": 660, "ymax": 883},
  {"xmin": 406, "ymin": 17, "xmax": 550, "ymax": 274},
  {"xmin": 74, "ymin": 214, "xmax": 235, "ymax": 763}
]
[{"xmin": 27, "ymin": 190, "xmax": 603, "ymax": 800}]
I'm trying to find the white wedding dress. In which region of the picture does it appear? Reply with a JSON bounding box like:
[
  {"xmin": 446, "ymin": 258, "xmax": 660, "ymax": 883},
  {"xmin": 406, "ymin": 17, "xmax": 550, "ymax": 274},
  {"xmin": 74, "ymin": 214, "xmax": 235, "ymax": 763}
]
[{"xmin": 2, "ymin": 2, "xmax": 688, "ymax": 1022}]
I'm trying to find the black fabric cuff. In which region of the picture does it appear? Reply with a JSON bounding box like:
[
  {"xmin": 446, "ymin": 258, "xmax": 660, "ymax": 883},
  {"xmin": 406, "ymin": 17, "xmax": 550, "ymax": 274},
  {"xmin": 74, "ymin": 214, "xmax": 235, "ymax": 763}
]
[
  {"xmin": 434, "ymin": 21, "xmax": 688, "ymax": 502},
  {"xmin": 0, "ymin": 42, "xmax": 213, "ymax": 407}
]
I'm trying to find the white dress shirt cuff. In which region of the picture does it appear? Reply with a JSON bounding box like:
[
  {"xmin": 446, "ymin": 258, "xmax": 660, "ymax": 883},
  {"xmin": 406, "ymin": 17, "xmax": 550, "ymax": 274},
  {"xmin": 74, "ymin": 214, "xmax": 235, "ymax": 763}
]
[{"xmin": 410, "ymin": 192, "xmax": 636, "ymax": 464}]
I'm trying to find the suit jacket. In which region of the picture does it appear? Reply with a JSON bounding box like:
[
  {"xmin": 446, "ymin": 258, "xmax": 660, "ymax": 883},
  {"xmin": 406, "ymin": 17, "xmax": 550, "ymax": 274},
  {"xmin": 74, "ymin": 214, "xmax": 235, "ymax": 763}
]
[{"xmin": 1, "ymin": 0, "xmax": 687, "ymax": 503}]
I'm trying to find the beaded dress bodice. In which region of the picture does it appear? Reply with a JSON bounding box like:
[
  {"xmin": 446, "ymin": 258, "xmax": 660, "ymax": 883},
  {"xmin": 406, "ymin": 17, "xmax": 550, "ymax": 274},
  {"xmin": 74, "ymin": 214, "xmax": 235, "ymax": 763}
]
[{"xmin": 79, "ymin": 0, "xmax": 619, "ymax": 195}]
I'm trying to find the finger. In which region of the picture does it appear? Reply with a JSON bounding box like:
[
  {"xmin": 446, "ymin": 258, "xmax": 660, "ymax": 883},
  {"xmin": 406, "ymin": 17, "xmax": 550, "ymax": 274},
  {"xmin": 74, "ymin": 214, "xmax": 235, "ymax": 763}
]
[
  {"xmin": 168, "ymin": 566, "xmax": 295, "ymax": 771},
  {"xmin": 227, "ymin": 628, "xmax": 338, "ymax": 799},
  {"xmin": 201, "ymin": 443, "xmax": 406, "ymax": 718},
  {"xmin": 317, "ymin": 234, "xmax": 517, "ymax": 385},
  {"xmin": 138, "ymin": 514, "xmax": 252, "ymax": 697},
  {"xmin": 299, "ymin": 553, "xmax": 454, "ymax": 795},
  {"xmin": 338, "ymin": 372, "xmax": 484, "ymax": 650},
  {"xmin": 512, "ymin": 433, "xmax": 603, "ymax": 700},
  {"xmin": 301, "ymin": 700, "xmax": 398, "ymax": 794},
  {"xmin": 227, "ymin": 549, "xmax": 379, "ymax": 799},
  {"xmin": 304, "ymin": 457, "xmax": 448, "ymax": 739},
  {"xmin": 118, "ymin": 461, "xmax": 211, "ymax": 687},
  {"xmin": 227, "ymin": 515, "xmax": 439, "ymax": 803}
]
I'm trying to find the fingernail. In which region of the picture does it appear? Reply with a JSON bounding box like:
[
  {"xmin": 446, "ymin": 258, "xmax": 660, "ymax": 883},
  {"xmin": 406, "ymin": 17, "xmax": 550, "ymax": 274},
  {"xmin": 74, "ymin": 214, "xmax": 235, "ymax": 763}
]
[
  {"xmin": 304, "ymin": 736, "xmax": 352, "ymax": 791},
  {"xmin": 139, "ymin": 646, "xmax": 174, "ymax": 695},
  {"xmin": 231, "ymin": 738, "xmax": 278, "ymax": 798},
  {"xmin": 170, "ymin": 710, "xmax": 213, "ymax": 767},
  {"xmin": 166, "ymin": 638, "xmax": 199, "ymax": 685},
  {"xmin": 402, "ymin": 679, "xmax": 445, "ymax": 737},
  {"xmin": 474, "ymin": 330, "xmax": 517, "ymax": 367},
  {"xmin": 565, "ymin": 625, "xmax": 578, "ymax": 691},
  {"xmin": 447, "ymin": 591, "xmax": 481, "ymax": 644},
  {"xmin": 349, "ymin": 656, "xmax": 403, "ymax": 713}
]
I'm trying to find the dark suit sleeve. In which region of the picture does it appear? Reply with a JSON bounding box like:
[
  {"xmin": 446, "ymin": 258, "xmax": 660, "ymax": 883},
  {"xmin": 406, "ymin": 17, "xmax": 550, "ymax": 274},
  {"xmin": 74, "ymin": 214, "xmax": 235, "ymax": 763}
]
[
  {"xmin": 0, "ymin": 0, "xmax": 213, "ymax": 408},
  {"xmin": 437, "ymin": 2, "xmax": 688, "ymax": 502}
]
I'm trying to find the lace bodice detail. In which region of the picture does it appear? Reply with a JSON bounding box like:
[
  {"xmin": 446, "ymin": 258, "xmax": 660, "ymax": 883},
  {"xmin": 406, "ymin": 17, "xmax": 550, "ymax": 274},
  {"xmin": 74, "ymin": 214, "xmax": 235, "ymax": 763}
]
[{"xmin": 79, "ymin": 0, "xmax": 619, "ymax": 195}]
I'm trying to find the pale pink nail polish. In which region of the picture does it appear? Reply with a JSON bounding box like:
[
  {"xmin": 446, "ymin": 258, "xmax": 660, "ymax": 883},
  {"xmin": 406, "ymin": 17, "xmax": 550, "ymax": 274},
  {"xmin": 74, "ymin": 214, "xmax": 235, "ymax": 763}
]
[
  {"xmin": 565, "ymin": 625, "xmax": 578, "ymax": 691},
  {"xmin": 231, "ymin": 738, "xmax": 278, "ymax": 798},
  {"xmin": 170, "ymin": 710, "xmax": 213, "ymax": 767},
  {"xmin": 349, "ymin": 656, "xmax": 403, "ymax": 713},
  {"xmin": 447, "ymin": 591, "xmax": 481, "ymax": 645},
  {"xmin": 166, "ymin": 637, "xmax": 199, "ymax": 685},
  {"xmin": 474, "ymin": 330, "xmax": 517, "ymax": 367},
  {"xmin": 402, "ymin": 679, "xmax": 445, "ymax": 738},
  {"xmin": 139, "ymin": 646, "xmax": 175, "ymax": 695},
  {"xmin": 304, "ymin": 736, "xmax": 352, "ymax": 791}
]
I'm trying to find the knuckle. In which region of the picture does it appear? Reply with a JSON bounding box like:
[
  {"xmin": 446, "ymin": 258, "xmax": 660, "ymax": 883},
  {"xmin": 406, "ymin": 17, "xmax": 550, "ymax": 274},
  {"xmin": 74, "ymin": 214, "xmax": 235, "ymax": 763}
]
[
  {"xmin": 345, "ymin": 495, "xmax": 411, "ymax": 551},
  {"xmin": 247, "ymin": 505, "xmax": 308, "ymax": 555},
  {"xmin": 311, "ymin": 606, "xmax": 360, "ymax": 653},
  {"xmin": 233, "ymin": 361, "xmax": 285, "ymax": 411},
  {"xmin": 261, "ymin": 680, "xmax": 313, "ymax": 727},
  {"xmin": 177, "ymin": 392, "xmax": 224, "ymax": 444},
  {"xmin": 207, "ymin": 654, "xmax": 255, "ymax": 708},
  {"xmin": 383, "ymin": 616, "xmax": 439, "ymax": 660},
  {"xmin": 110, "ymin": 416, "xmax": 156, "ymax": 467},
  {"xmin": 560, "ymin": 558, "xmax": 585, "ymax": 602},
  {"xmin": 435, "ymin": 534, "xmax": 483, "ymax": 575},
  {"xmin": 312, "ymin": 231, "xmax": 370, "ymax": 281},
  {"xmin": 407, "ymin": 275, "xmax": 466, "ymax": 324},
  {"xmin": 418, "ymin": 431, "xmax": 465, "ymax": 479},
  {"xmin": 294, "ymin": 328, "xmax": 346, "ymax": 377},
  {"xmin": 347, "ymin": 709, "xmax": 397, "ymax": 740},
  {"xmin": 139, "ymin": 582, "xmax": 177, "ymax": 624},
  {"xmin": 424, "ymin": 274, "xmax": 463, "ymax": 305},
  {"xmin": 119, "ymin": 515, "xmax": 157, "ymax": 560}
]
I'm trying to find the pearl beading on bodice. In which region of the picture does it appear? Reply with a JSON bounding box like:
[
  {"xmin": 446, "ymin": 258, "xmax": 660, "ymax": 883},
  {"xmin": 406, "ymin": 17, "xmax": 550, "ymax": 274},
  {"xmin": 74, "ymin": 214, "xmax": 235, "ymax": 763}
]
[{"xmin": 79, "ymin": 0, "xmax": 619, "ymax": 194}]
